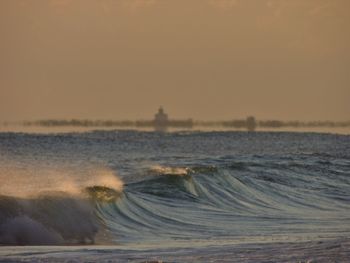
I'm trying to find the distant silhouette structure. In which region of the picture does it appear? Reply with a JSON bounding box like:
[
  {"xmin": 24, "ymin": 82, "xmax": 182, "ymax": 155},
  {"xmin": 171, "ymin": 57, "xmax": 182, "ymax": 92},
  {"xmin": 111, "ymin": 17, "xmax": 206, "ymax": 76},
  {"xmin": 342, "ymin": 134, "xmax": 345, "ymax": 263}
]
[
  {"xmin": 246, "ymin": 116, "xmax": 257, "ymax": 132},
  {"xmin": 152, "ymin": 107, "xmax": 193, "ymax": 132},
  {"xmin": 154, "ymin": 107, "xmax": 169, "ymax": 132}
]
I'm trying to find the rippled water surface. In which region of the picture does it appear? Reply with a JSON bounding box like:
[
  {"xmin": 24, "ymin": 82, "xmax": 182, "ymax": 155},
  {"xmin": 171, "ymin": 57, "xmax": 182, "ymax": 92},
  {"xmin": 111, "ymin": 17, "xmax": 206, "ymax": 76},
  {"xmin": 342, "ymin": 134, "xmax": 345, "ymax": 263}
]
[{"xmin": 0, "ymin": 131, "xmax": 349, "ymax": 262}]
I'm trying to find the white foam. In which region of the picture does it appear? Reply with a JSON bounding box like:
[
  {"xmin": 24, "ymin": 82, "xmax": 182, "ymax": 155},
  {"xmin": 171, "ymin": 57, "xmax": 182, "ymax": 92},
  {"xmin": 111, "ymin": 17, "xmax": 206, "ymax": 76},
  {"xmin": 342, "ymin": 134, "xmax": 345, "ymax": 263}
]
[{"xmin": 149, "ymin": 165, "xmax": 190, "ymax": 176}]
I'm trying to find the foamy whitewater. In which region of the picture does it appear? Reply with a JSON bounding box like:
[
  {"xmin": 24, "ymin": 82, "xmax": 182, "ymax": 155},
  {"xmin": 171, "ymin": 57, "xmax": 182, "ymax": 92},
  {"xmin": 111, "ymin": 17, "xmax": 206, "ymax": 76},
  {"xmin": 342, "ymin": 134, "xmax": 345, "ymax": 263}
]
[{"xmin": 0, "ymin": 131, "xmax": 349, "ymax": 262}]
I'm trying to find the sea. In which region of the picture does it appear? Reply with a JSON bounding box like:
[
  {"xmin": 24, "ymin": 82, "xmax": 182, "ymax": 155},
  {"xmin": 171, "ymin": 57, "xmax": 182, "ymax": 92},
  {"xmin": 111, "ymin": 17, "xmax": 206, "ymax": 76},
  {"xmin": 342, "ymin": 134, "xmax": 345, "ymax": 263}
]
[{"xmin": 0, "ymin": 130, "xmax": 349, "ymax": 262}]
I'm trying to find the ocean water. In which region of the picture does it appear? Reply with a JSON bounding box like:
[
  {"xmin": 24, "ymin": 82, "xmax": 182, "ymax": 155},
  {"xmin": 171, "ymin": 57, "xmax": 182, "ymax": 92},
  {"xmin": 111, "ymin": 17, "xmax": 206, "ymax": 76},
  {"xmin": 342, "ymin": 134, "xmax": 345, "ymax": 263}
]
[{"xmin": 0, "ymin": 130, "xmax": 349, "ymax": 262}]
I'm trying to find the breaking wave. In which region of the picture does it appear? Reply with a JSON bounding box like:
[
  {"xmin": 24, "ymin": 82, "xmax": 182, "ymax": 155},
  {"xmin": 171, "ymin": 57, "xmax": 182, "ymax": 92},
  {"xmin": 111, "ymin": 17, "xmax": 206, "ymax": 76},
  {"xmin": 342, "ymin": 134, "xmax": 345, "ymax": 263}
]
[
  {"xmin": 0, "ymin": 167, "xmax": 123, "ymax": 245},
  {"xmin": 96, "ymin": 162, "xmax": 350, "ymax": 246},
  {"xmin": 1, "ymin": 159, "xmax": 350, "ymax": 246}
]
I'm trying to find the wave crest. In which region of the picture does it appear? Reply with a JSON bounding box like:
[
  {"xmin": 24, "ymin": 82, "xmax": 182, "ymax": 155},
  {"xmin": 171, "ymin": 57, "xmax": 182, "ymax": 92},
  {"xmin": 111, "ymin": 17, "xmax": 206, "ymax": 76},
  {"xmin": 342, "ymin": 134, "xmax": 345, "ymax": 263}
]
[{"xmin": 149, "ymin": 165, "xmax": 191, "ymax": 176}]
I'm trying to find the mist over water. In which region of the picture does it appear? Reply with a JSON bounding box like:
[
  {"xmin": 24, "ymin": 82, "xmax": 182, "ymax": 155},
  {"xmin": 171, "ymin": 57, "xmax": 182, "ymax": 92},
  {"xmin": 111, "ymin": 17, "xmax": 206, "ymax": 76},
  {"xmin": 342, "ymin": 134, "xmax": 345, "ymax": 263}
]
[
  {"xmin": 0, "ymin": 165, "xmax": 123, "ymax": 198},
  {"xmin": 0, "ymin": 130, "xmax": 350, "ymax": 261}
]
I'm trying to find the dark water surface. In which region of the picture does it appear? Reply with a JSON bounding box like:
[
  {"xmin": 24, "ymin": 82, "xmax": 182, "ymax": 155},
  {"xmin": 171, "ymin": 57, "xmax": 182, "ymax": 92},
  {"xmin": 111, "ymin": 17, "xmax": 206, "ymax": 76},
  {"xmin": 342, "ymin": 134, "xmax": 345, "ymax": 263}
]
[{"xmin": 0, "ymin": 131, "xmax": 349, "ymax": 262}]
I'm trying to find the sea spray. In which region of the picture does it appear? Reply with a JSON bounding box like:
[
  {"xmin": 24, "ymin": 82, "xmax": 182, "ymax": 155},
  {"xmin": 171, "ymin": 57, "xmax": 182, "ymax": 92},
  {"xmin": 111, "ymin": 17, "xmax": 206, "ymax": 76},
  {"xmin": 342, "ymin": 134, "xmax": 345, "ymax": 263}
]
[
  {"xmin": 0, "ymin": 164, "xmax": 123, "ymax": 198},
  {"xmin": 0, "ymin": 165, "xmax": 124, "ymax": 245}
]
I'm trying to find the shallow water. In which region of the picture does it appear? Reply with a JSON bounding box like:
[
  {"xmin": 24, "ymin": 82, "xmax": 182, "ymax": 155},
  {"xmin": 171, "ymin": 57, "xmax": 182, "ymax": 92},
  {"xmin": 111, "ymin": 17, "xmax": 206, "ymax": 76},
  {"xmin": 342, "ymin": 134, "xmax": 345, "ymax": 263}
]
[{"xmin": 0, "ymin": 131, "xmax": 349, "ymax": 261}]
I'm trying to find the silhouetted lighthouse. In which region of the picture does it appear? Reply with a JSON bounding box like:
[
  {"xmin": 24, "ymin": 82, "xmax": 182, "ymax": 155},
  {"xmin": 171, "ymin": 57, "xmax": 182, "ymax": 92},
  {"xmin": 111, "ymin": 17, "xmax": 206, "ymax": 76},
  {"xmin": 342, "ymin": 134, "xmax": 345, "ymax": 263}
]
[
  {"xmin": 154, "ymin": 107, "xmax": 169, "ymax": 132},
  {"xmin": 246, "ymin": 116, "xmax": 257, "ymax": 132}
]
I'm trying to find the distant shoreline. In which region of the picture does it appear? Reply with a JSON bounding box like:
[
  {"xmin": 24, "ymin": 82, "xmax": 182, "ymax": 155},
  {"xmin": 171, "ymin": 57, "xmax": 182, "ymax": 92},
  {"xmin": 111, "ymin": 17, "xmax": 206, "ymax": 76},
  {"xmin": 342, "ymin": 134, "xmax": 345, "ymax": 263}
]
[
  {"xmin": 2, "ymin": 119, "xmax": 350, "ymax": 129},
  {"xmin": 1, "ymin": 121, "xmax": 350, "ymax": 135}
]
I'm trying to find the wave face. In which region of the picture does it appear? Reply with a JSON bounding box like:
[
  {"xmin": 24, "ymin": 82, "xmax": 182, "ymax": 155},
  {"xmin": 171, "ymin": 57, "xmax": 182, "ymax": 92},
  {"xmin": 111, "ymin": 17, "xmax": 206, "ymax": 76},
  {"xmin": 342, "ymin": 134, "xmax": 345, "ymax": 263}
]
[
  {"xmin": 0, "ymin": 131, "xmax": 350, "ymax": 247},
  {"xmin": 0, "ymin": 194, "xmax": 98, "ymax": 245}
]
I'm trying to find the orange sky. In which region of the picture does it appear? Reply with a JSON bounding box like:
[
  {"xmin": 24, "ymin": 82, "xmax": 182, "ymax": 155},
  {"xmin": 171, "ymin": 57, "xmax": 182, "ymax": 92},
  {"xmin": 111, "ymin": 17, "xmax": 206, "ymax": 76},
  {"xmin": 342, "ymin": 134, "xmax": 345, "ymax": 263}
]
[{"xmin": 0, "ymin": 0, "xmax": 349, "ymax": 121}]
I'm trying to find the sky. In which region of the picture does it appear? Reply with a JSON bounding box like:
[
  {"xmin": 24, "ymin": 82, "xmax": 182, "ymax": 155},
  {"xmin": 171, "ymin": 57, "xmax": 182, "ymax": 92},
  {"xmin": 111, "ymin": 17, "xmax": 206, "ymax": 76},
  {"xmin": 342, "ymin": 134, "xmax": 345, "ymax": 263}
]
[{"xmin": 0, "ymin": 0, "xmax": 349, "ymax": 121}]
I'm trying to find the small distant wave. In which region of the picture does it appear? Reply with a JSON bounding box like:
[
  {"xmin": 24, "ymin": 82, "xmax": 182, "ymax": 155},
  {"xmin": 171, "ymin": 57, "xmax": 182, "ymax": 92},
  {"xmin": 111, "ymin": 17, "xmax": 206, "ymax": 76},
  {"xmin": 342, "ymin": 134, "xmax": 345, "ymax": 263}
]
[
  {"xmin": 148, "ymin": 165, "xmax": 191, "ymax": 176},
  {"xmin": 148, "ymin": 165, "xmax": 218, "ymax": 176},
  {"xmin": 129, "ymin": 165, "xmax": 199, "ymax": 199}
]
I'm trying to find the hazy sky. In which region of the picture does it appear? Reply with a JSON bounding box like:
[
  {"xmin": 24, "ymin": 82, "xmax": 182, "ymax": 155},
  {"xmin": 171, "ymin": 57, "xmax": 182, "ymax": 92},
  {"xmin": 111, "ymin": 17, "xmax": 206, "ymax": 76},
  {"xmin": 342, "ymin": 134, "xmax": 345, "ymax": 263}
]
[{"xmin": 1, "ymin": 0, "xmax": 349, "ymax": 121}]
